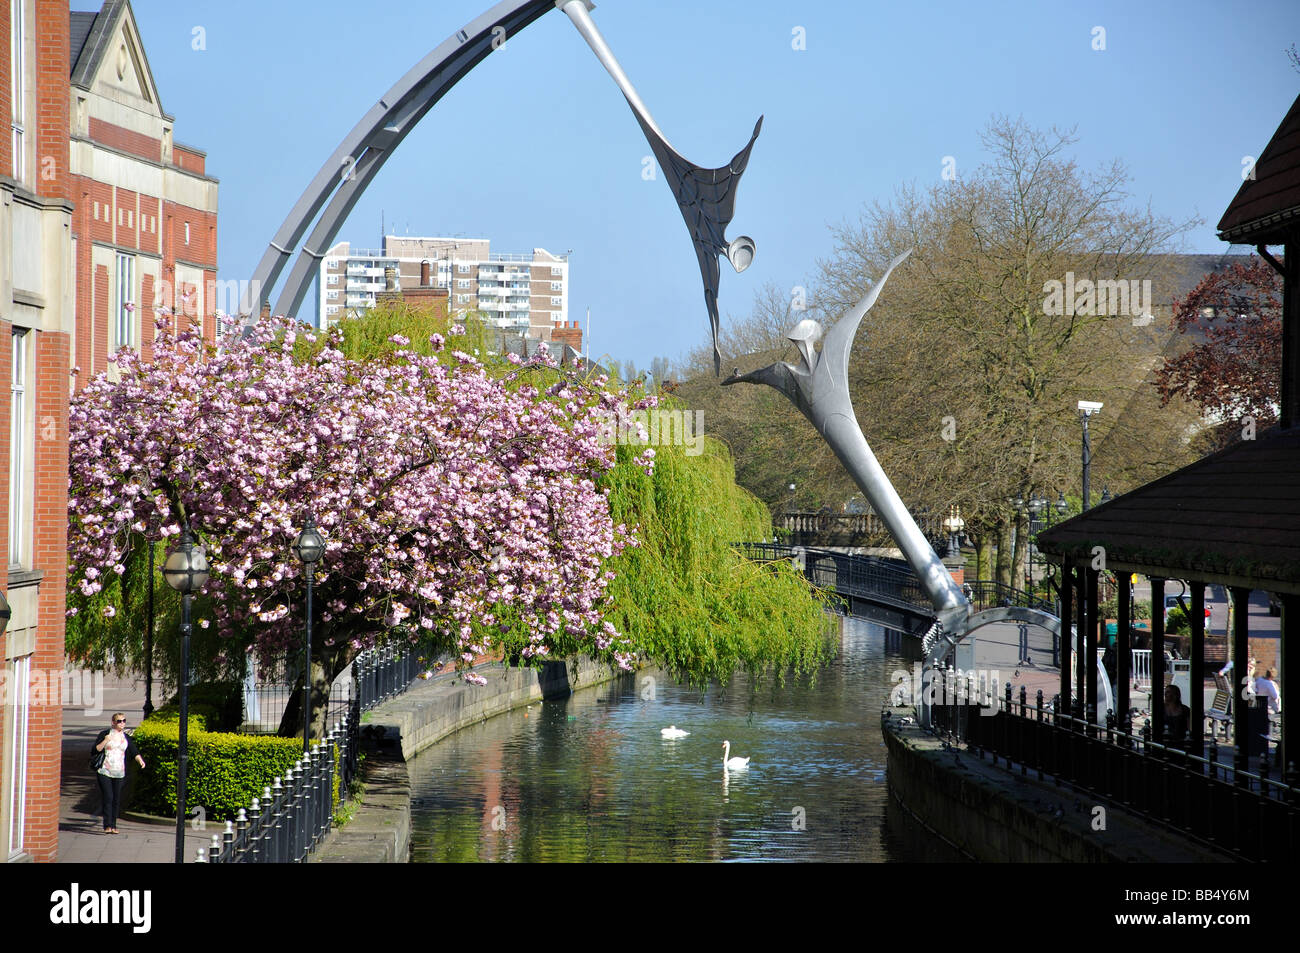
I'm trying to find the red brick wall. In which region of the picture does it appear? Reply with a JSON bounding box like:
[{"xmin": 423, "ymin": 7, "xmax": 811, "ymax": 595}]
[
  {"xmin": 165, "ymin": 201, "xmax": 218, "ymax": 269},
  {"xmin": 93, "ymin": 264, "xmax": 109, "ymax": 376},
  {"xmin": 26, "ymin": 329, "xmax": 71, "ymax": 863},
  {"xmin": 140, "ymin": 274, "xmax": 155, "ymax": 361},
  {"xmin": 88, "ymin": 116, "xmax": 161, "ymax": 163},
  {"xmin": 173, "ymin": 146, "xmax": 205, "ymax": 175},
  {"xmin": 72, "ymin": 178, "xmax": 95, "ymax": 385},
  {"xmin": 115, "ymin": 186, "xmax": 140, "ymax": 251},
  {"xmin": 35, "ymin": 0, "xmax": 69, "ymax": 201}
]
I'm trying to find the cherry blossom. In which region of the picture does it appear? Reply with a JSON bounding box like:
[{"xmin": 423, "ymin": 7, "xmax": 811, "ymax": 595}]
[{"xmin": 69, "ymin": 316, "xmax": 648, "ymax": 688}]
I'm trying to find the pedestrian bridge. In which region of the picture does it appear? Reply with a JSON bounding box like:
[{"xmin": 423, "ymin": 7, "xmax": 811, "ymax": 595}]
[{"xmin": 734, "ymin": 542, "xmax": 1058, "ymax": 637}]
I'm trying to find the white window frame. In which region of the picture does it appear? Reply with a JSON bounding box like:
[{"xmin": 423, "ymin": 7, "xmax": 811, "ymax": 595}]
[
  {"xmin": 457, "ymin": 263, "xmax": 471, "ymax": 274},
  {"xmin": 4, "ymin": 654, "xmax": 31, "ymax": 858},
  {"xmin": 551, "ymin": 266, "xmax": 562, "ymax": 276},
  {"xmin": 115, "ymin": 253, "xmax": 136, "ymax": 351},
  {"xmin": 9, "ymin": 0, "xmax": 25, "ymax": 183},
  {"xmin": 550, "ymin": 281, "xmax": 562, "ymax": 291},
  {"xmin": 9, "ymin": 328, "xmax": 28, "ymax": 566}
]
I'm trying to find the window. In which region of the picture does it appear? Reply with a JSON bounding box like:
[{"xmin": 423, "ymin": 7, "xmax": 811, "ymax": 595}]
[
  {"xmin": 327, "ymin": 290, "xmax": 338, "ymax": 300},
  {"xmin": 457, "ymin": 294, "xmax": 470, "ymax": 304},
  {"xmin": 550, "ymin": 296, "xmax": 562, "ymax": 306},
  {"xmin": 9, "ymin": 328, "xmax": 28, "ymax": 566},
  {"xmin": 457, "ymin": 279, "xmax": 470, "ymax": 290},
  {"xmin": 10, "ymin": 0, "xmax": 25, "ymax": 182},
  {"xmin": 326, "ymin": 275, "xmax": 338, "ymax": 286},
  {"xmin": 5, "ymin": 654, "xmax": 31, "ymax": 858},
  {"xmin": 551, "ymin": 266, "xmax": 562, "ymax": 276},
  {"xmin": 457, "ymin": 263, "xmax": 471, "ymax": 274},
  {"xmin": 550, "ymin": 282, "xmax": 562, "ymax": 291},
  {"xmin": 184, "ymin": 222, "xmax": 191, "ymax": 245},
  {"xmin": 115, "ymin": 253, "xmax": 136, "ymax": 351}
]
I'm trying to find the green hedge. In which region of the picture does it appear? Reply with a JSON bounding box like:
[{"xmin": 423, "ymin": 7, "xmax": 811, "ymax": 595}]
[{"xmin": 131, "ymin": 717, "xmax": 303, "ymax": 821}]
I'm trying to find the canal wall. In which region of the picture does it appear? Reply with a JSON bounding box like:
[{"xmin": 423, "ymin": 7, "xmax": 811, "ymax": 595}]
[
  {"xmin": 310, "ymin": 657, "xmax": 627, "ymax": 862},
  {"xmin": 883, "ymin": 713, "xmax": 1235, "ymax": 862}
]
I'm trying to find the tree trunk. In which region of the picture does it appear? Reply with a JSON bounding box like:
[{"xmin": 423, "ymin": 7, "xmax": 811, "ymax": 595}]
[{"xmin": 994, "ymin": 520, "xmax": 1011, "ymax": 588}]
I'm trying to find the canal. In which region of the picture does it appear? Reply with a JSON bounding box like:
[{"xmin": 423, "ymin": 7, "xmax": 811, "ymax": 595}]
[{"xmin": 407, "ymin": 615, "xmax": 956, "ymax": 861}]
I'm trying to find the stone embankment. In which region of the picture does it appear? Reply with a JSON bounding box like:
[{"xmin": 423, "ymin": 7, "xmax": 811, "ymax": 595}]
[{"xmin": 883, "ymin": 712, "xmax": 1235, "ymax": 862}]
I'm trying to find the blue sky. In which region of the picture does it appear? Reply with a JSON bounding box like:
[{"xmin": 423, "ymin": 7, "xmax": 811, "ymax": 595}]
[{"xmin": 120, "ymin": 0, "xmax": 1300, "ymax": 369}]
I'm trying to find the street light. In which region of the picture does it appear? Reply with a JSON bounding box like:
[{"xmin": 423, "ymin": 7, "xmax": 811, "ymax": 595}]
[
  {"xmin": 162, "ymin": 522, "xmax": 209, "ymax": 865},
  {"xmin": 1078, "ymin": 400, "xmax": 1103, "ymax": 511},
  {"xmin": 942, "ymin": 505, "xmax": 965, "ymax": 558},
  {"xmin": 292, "ymin": 513, "xmax": 326, "ymax": 752}
]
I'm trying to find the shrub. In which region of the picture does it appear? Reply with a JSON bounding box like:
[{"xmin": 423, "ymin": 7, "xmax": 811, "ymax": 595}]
[{"xmin": 131, "ymin": 716, "xmax": 303, "ymax": 820}]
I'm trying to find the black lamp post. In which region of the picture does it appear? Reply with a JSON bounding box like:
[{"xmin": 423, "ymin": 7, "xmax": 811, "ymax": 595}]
[
  {"xmin": 162, "ymin": 522, "xmax": 209, "ymax": 864},
  {"xmin": 144, "ymin": 540, "xmax": 154, "ymax": 718},
  {"xmin": 292, "ymin": 513, "xmax": 326, "ymax": 752},
  {"xmin": 1078, "ymin": 401, "xmax": 1103, "ymax": 511}
]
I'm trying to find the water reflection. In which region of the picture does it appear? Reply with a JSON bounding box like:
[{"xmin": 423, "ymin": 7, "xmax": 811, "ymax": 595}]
[{"xmin": 408, "ymin": 615, "xmax": 941, "ymax": 862}]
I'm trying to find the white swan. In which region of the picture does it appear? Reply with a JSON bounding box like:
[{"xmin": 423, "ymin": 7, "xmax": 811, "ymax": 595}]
[
  {"xmin": 721, "ymin": 740, "xmax": 750, "ymax": 770},
  {"xmin": 660, "ymin": 725, "xmax": 690, "ymax": 739}
]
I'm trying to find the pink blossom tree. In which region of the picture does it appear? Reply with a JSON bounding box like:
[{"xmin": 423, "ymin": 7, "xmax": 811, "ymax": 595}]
[{"xmin": 68, "ymin": 316, "xmax": 646, "ymax": 739}]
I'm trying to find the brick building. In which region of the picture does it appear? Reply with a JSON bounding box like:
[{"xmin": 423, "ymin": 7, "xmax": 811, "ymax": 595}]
[
  {"xmin": 1, "ymin": 0, "xmax": 216, "ymax": 861},
  {"xmin": 68, "ymin": 0, "xmax": 219, "ymax": 368},
  {"xmin": 2, "ymin": 0, "xmax": 74, "ymax": 863}
]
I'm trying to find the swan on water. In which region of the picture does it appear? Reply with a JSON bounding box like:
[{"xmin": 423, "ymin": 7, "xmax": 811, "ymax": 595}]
[
  {"xmin": 722, "ymin": 740, "xmax": 751, "ymax": 770},
  {"xmin": 661, "ymin": 726, "xmax": 690, "ymax": 739}
]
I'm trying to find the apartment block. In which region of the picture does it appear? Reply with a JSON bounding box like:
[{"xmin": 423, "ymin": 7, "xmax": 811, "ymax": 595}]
[{"xmin": 319, "ymin": 235, "xmax": 573, "ymax": 347}]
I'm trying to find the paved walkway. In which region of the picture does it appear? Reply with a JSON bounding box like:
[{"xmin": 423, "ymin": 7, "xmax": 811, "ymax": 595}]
[{"xmin": 58, "ymin": 671, "xmax": 210, "ymax": 863}]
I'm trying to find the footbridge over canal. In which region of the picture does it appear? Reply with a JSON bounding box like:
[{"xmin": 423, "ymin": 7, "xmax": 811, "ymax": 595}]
[{"xmin": 735, "ymin": 542, "xmax": 1058, "ymax": 638}]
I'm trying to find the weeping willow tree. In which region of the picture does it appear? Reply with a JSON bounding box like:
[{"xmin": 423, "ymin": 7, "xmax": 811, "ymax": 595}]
[{"xmin": 600, "ymin": 426, "xmax": 836, "ymax": 687}]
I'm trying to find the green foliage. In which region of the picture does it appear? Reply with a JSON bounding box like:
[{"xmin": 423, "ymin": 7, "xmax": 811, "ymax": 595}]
[
  {"xmin": 66, "ymin": 537, "xmax": 244, "ymax": 688},
  {"xmin": 131, "ymin": 715, "xmax": 303, "ymax": 821},
  {"xmin": 598, "ymin": 413, "xmax": 836, "ymax": 687},
  {"xmin": 1165, "ymin": 605, "xmax": 1191, "ymax": 635},
  {"xmin": 151, "ymin": 682, "xmax": 243, "ymax": 733},
  {"xmin": 314, "ymin": 303, "xmax": 492, "ymax": 363}
]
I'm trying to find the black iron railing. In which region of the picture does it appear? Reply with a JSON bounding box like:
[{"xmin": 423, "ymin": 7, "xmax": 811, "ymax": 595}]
[
  {"xmin": 924, "ymin": 669, "xmax": 1298, "ymax": 862},
  {"xmin": 197, "ymin": 695, "xmax": 361, "ymax": 863},
  {"xmin": 198, "ymin": 640, "xmax": 436, "ymax": 863}
]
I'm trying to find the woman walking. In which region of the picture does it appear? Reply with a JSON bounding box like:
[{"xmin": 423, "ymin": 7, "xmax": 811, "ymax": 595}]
[{"xmin": 93, "ymin": 712, "xmax": 145, "ymax": 834}]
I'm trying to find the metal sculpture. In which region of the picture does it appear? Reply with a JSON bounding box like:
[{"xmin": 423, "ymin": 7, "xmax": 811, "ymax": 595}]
[
  {"xmin": 723, "ymin": 253, "xmax": 1063, "ymax": 724},
  {"xmin": 724, "ymin": 251, "xmax": 968, "ymax": 633},
  {"xmin": 558, "ymin": 1, "xmax": 761, "ymax": 375},
  {"xmin": 243, "ymin": 0, "xmax": 760, "ymax": 372}
]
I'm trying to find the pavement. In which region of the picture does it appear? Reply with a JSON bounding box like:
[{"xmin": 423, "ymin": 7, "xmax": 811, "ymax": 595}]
[{"xmin": 58, "ymin": 671, "xmax": 211, "ymax": 863}]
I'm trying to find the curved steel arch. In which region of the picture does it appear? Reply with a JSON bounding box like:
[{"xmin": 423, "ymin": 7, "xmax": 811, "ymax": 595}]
[
  {"xmin": 245, "ymin": 0, "xmax": 762, "ymax": 363},
  {"xmin": 246, "ymin": 0, "xmax": 556, "ymax": 322}
]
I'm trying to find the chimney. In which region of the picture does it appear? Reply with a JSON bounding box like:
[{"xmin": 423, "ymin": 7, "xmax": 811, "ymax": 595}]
[{"xmin": 420, "ymin": 260, "xmax": 431, "ymax": 286}]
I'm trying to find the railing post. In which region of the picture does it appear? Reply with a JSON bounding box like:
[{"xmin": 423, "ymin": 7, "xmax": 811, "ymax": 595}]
[
  {"xmin": 208, "ymin": 833, "xmax": 221, "ymax": 863},
  {"xmin": 270, "ymin": 778, "xmax": 283, "ymax": 864},
  {"xmin": 235, "ymin": 808, "xmax": 249, "ymax": 863},
  {"xmin": 195, "ymin": 847, "xmax": 208, "ymax": 863},
  {"xmin": 222, "ymin": 819, "xmax": 234, "ymax": 861}
]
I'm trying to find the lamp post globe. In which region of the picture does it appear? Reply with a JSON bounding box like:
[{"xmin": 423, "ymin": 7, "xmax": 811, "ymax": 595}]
[
  {"xmin": 292, "ymin": 514, "xmax": 325, "ymax": 566},
  {"xmin": 162, "ymin": 522, "xmax": 208, "ymax": 864}
]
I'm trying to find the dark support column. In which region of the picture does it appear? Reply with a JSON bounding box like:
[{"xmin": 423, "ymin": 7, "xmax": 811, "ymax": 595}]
[
  {"xmin": 1231, "ymin": 586, "xmax": 1251, "ymax": 778},
  {"xmin": 1151, "ymin": 577, "xmax": 1166, "ymax": 742},
  {"xmin": 1075, "ymin": 566, "xmax": 1087, "ymax": 716},
  {"xmin": 1117, "ymin": 572, "xmax": 1131, "ymax": 726},
  {"xmin": 1278, "ymin": 236, "xmax": 1298, "ymax": 429},
  {"xmin": 1086, "ymin": 568, "xmax": 1099, "ymax": 725},
  {"xmin": 1283, "ymin": 594, "xmax": 1297, "ymax": 784},
  {"xmin": 1190, "ymin": 582, "xmax": 1206, "ymax": 751},
  {"xmin": 1059, "ymin": 560, "xmax": 1073, "ymax": 716}
]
